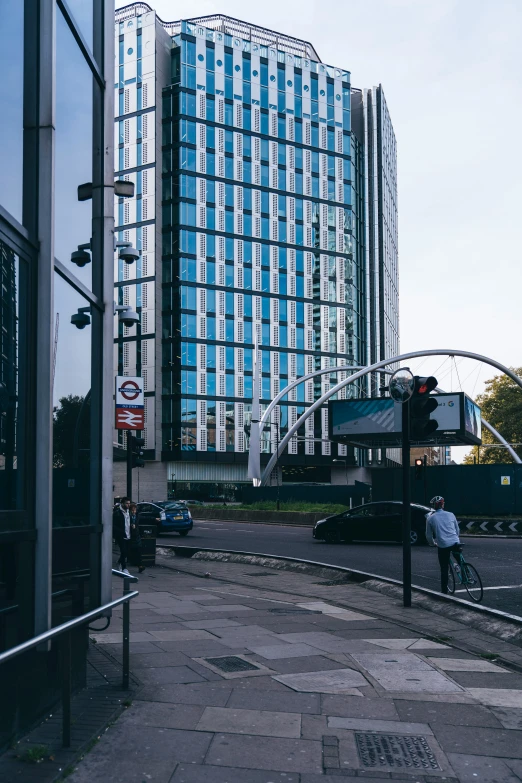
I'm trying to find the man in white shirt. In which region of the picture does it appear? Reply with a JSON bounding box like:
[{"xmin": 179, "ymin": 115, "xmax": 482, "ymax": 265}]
[
  {"xmin": 113, "ymin": 497, "xmax": 132, "ymax": 574},
  {"xmin": 426, "ymin": 495, "xmax": 461, "ymax": 594}
]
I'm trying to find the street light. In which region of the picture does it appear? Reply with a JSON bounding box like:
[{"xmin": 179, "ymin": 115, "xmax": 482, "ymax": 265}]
[{"xmin": 333, "ymin": 458, "xmax": 348, "ymax": 485}]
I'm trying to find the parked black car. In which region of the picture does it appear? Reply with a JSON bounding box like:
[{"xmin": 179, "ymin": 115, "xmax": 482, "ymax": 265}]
[{"xmin": 312, "ymin": 501, "xmax": 432, "ymax": 546}]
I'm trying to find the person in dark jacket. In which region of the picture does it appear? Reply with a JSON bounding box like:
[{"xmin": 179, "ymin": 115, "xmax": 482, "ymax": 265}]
[
  {"xmin": 113, "ymin": 497, "xmax": 131, "ymax": 574},
  {"xmin": 130, "ymin": 503, "xmax": 145, "ymax": 573}
]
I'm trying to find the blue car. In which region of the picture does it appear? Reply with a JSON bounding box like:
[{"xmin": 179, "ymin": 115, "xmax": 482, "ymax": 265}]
[{"xmin": 137, "ymin": 501, "xmax": 193, "ymax": 536}]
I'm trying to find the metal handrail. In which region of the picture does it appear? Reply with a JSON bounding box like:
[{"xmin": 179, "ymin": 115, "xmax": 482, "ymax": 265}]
[
  {"xmin": 0, "ymin": 591, "xmax": 138, "ymax": 666},
  {"xmin": 0, "ymin": 574, "xmax": 139, "ymax": 749}
]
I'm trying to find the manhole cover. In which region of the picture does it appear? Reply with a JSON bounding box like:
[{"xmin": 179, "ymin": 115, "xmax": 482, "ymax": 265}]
[
  {"xmin": 269, "ymin": 608, "xmax": 321, "ymax": 615},
  {"xmin": 203, "ymin": 656, "xmax": 261, "ymax": 673},
  {"xmin": 355, "ymin": 734, "xmax": 441, "ymax": 770}
]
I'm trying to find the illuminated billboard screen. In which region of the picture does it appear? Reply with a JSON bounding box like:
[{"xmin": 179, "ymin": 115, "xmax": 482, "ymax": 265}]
[{"xmin": 329, "ymin": 393, "xmax": 481, "ymax": 447}]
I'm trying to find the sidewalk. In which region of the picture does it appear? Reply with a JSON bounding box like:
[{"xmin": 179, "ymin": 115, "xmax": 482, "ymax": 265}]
[{"xmin": 67, "ymin": 551, "xmax": 522, "ymax": 783}]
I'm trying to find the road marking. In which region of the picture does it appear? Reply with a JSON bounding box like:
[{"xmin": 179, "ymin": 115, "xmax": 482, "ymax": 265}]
[{"xmin": 455, "ymin": 584, "xmax": 522, "ymax": 593}]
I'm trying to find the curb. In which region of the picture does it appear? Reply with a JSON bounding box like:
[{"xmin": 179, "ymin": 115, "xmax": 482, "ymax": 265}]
[
  {"xmin": 159, "ymin": 545, "xmax": 522, "ymax": 644},
  {"xmin": 185, "ymin": 517, "xmax": 522, "ymax": 537}
]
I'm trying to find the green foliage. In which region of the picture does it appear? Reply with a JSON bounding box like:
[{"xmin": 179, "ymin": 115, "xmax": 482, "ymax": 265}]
[
  {"xmin": 463, "ymin": 368, "xmax": 522, "ymax": 465},
  {"xmin": 53, "ymin": 394, "xmax": 90, "ymax": 468},
  {"xmin": 19, "ymin": 744, "xmax": 49, "ymax": 764},
  {"xmin": 207, "ymin": 501, "xmax": 348, "ymax": 514}
]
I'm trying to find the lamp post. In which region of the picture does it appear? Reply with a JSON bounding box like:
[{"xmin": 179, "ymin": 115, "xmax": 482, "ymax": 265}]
[{"xmin": 333, "ymin": 458, "xmax": 348, "ymax": 485}]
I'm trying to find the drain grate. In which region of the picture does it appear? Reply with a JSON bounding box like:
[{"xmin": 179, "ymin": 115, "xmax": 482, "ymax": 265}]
[
  {"xmin": 269, "ymin": 607, "xmax": 321, "ymax": 615},
  {"xmin": 355, "ymin": 733, "xmax": 441, "ymax": 770},
  {"xmin": 203, "ymin": 656, "xmax": 261, "ymax": 673}
]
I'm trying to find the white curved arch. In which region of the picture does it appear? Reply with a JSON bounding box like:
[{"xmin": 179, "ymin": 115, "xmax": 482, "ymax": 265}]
[
  {"xmin": 259, "ymin": 349, "xmax": 522, "ymax": 485},
  {"xmin": 259, "ymin": 365, "xmax": 366, "ymax": 434}
]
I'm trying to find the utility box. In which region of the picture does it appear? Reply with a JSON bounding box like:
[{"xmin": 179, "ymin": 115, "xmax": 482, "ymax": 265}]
[{"xmin": 138, "ymin": 524, "xmax": 157, "ymax": 567}]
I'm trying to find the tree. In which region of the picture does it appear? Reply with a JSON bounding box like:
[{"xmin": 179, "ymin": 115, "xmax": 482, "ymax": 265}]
[
  {"xmin": 53, "ymin": 394, "xmax": 90, "ymax": 468},
  {"xmin": 463, "ymin": 368, "xmax": 522, "ymax": 464}
]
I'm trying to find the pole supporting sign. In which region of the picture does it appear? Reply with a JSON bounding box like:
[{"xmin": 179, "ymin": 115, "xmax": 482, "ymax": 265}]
[{"xmin": 115, "ymin": 376, "xmax": 144, "ymax": 430}]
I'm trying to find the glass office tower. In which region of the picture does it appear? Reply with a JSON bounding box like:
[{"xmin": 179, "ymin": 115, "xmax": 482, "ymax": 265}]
[{"xmin": 114, "ymin": 7, "xmax": 399, "ymax": 497}]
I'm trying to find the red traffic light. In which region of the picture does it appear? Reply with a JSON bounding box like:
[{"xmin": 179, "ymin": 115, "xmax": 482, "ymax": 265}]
[
  {"xmin": 414, "ymin": 458, "xmax": 423, "ymax": 467},
  {"xmin": 416, "ymin": 376, "xmax": 437, "ymax": 395}
]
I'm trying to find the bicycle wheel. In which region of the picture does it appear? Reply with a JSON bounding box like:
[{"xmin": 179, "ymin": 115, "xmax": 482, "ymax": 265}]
[
  {"xmin": 463, "ymin": 563, "xmax": 483, "ymax": 603},
  {"xmin": 447, "ymin": 564, "xmax": 456, "ymax": 595}
]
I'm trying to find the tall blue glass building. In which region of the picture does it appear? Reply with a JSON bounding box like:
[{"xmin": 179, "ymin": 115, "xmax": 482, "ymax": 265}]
[{"xmin": 114, "ymin": 7, "xmax": 399, "ymax": 498}]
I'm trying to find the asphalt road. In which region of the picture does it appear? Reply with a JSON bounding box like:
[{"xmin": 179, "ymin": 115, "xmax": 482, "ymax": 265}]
[{"xmin": 158, "ymin": 521, "xmax": 522, "ymax": 618}]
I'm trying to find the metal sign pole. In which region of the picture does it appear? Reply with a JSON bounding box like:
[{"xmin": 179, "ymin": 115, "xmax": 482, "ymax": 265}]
[
  {"xmin": 402, "ymin": 400, "xmax": 412, "ymax": 607},
  {"xmin": 126, "ymin": 430, "xmax": 133, "ymax": 500}
]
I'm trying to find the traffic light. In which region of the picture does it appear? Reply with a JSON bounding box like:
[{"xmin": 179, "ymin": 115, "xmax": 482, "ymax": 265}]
[
  {"xmin": 409, "ymin": 376, "xmax": 438, "ymax": 440},
  {"xmin": 130, "ymin": 435, "xmax": 145, "ymax": 468},
  {"xmin": 414, "ymin": 458, "xmax": 423, "ymax": 479}
]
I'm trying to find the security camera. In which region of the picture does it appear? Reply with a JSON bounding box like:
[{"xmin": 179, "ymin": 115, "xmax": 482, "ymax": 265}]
[
  {"xmin": 71, "ymin": 311, "xmax": 91, "ymax": 329},
  {"xmin": 115, "ymin": 239, "xmax": 140, "ymax": 265},
  {"xmin": 118, "ymin": 308, "xmax": 140, "ymax": 328},
  {"xmin": 71, "ymin": 248, "xmax": 91, "ymax": 267}
]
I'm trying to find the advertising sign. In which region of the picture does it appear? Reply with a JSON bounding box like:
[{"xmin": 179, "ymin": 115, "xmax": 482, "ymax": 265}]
[
  {"xmin": 329, "ymin": 392, "xmax": 481, "ymax": 447},
  {"xmin": 115, "ymin": 376, "xmax": 144, "ymax": 430}
]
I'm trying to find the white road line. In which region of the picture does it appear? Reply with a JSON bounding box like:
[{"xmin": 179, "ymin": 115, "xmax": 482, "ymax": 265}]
[{"xmin": 455, "ymin": 584, "xmax": 522, "ymax": 593}]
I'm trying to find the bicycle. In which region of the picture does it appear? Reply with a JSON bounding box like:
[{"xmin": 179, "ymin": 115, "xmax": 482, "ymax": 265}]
[{"xmin": 447, "ymin": 545, "xmax": 483, "ymax": 602}]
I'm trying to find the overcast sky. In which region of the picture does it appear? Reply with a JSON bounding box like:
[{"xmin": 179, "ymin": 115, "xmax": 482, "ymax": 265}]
[{"xmin": 116, "ymin": 0, "xmax": 521, "ymax": 459}]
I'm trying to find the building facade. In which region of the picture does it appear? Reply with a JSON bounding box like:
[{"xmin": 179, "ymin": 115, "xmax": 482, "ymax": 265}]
[{"xmin": 113, "ymin": 5, "xmax": 399, "ymax": 499}]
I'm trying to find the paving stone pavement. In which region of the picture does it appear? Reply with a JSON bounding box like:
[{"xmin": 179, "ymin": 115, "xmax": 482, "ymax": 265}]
[{"xmin": 60, "ymin": 555, "xmax": 522, "ymax": 781}]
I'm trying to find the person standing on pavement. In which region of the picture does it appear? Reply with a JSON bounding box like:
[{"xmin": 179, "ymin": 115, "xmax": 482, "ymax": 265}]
[
  {"xmin": 426, "ymin": 495, "xmax": 461, "ymax": 594},
  {"xmin": 113, "ymin": 496, "xmax": 131, "ymax": 574},
  {"xmin": 130, "ymin": 503, "xmax": 145, "ymax": 574}
]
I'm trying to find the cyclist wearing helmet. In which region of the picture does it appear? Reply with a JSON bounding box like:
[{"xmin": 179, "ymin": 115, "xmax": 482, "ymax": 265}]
[{"xmin": 426, "ymin": 496, "xmax": 461, "ymax": 594}]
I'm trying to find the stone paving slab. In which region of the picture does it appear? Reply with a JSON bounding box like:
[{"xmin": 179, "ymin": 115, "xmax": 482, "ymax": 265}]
[
  {"xmin": 205, "ymin": 733, "xmax": 324, "ymax": 773},
  {"xmin": 273, "ymin": 668, "xmax": 369, "ymax": 693},
  {"xmin": 196, "ymin": 705, "xmax": 302, "ymax": 737},
  {"xmin": 428, "ymin": 657, "xmax": 509, "ymax": 673},
  {"xmin": 49, "ymin": 554, "xmax": 522, "ymax": 783}
]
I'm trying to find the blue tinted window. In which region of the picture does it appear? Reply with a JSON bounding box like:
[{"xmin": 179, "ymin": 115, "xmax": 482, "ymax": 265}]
[
  {"xmin": 206, "ymin": 206, "xmax": 215, "ymax": 230},
  {"xmin": 206, "ymin": 96, "xmax": 215, "ymax": 121},
  {"xmin": 226, "ymin": 374, "xmax": 235, "ymax": 397},
  {"xmin": 226, "ymin": 292, "xmax": 234, "ymax": 313},
  {"xmin": 260, "ymin": 61, "xmax": 268, "ymax": 86},
  {"xmin": 226, "ymin": 237, "xmax": 234, "ymax": 260},
  {"xmin": 244, "ymin": 213, "xmax": 252, "ymax": 236},
  {"xmin": 262, "ymin": 324, "xmax": 270, "ymax": 346},
  {"xmin": 206, "ymin": 178, "xmax": 215, "ymax": 202},
  {"xmin": 207, "ymin": 344, "xmax": 216, "ymax": 368},
  {"xmin": 181, "ymin": 314, "xmax": 197, "ymax": 338},
  {"xmin": 261, "ymin": 87, "xmax": 268, "ymax": 109},
  {"xmin": 243, "ymin": 58, "xmax": 251, "ymax": 81},
  {"xmin": 243, "ymin": 106, "xmax": 251, "ymax": 130},
  {"xmin": 279, "ymin": 325, "xmax": 287, "ymax": 347},
  {"xmin": 279, "ymin": 299, "xmax": 287, "ymax": 321},
  {"xmin": 244, "ymin": 294, "xmax": 252, "ymax": 317},
  {"xmin": 181, "ymin": 285, "xmax": 196, "ymax": 310},
  {"xmin": 225, "ymin": 76, "xmax": 233, "ymax": 100},
  {"xmin": 279, "ymin": 221, "xmax": 286, "ymax": 242},
  {"xmin": 225, "ymin": 156, "xmax": 234, "ymax": 179},
  {"xmin": 244, "ymin": 267, "xmax": 252, "ymax": 289},
  {"xmin": 280, "ymin": 352, "xmax": 288, "ymax": 375},
  {"xmin": 179, "ymin": 147, "xmax": 196, "ymax": 170},
  {"xmin": 225, "ymin": 182, "xmax": 234, "ymax": 206},
  {"xmin": 181, "ymin": 370, "xmax": 197, "ymax": 394},
  {"xmin": 180, "ymin": 230, "xmax": 196, "ymax": 254},
  {"xmin": 207, "ymin": 372, "xmax": 216, "ymax": 395},
  {"xmin": 226, "ymin": 319, "xmax": 234, "ymax": 342},
  {"xmin": 206, "ymin": 70, "xmax": 215, "ymax": 94},
  {"xmin": 225, "ymin": 51, "xmax": 233, "ymax": 76},
  {"xmin": 181, "ymin": 342, "xmax": 197, "ymax": 365},
  {"xmin": 180, "ymin": 257, "xmax": 196, "ymax": 280},
  {"xmin": 311, "ymin": 76, "xmax": 318, "ymax": 101},
  {"xmin": 206, "ymin": 316, "xmax": 216, "ymax": 340},
  {"xmin": 261, "ymin": 219, "xmax": 270, "ymax": 242},
  {"xmin": 261, "ymin": 112, "xmax": 269, "ymax": 135},
  {"xmin": 206, "ymin": 45, "xmax": 215, "ymax": 70},
  {"xmin": 295, "ymin": 121, "xmax": 302, "ymax": 144},
  {"xmin": 244, "ymin": 374, "xmax": 252, "ymax": 398},
  {"xmin": 226, "ymin": 347, "xmax": 235, "ymax": 369},
  {"xmin": 243, "ymin": 82, "xmax": 251, "ymax": 104},
  {"xmin": 207, "ymin": 288, "xmax": 215, "ymax": 312},
  {"xmin": 225, "ymin": 210, "xmax": 234, "ymax": 234},
  {"xmin": 279, "ymin": 273, "xmax": 287, "ymax": 295}
]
